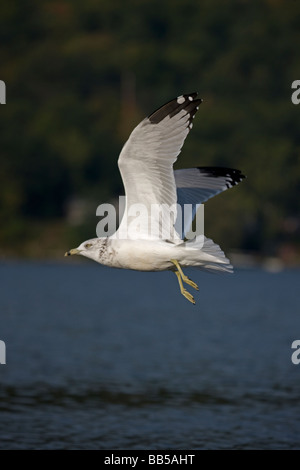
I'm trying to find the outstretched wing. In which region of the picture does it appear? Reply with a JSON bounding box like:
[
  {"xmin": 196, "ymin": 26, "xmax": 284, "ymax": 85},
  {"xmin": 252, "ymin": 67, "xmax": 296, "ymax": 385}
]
[
  {"xmin": 115, "ymin": 93, "xmax": 203, "ymax": 240},
  {"xmin": 174, "ymin": 167, "xmax": 246, "ymax": 238}
]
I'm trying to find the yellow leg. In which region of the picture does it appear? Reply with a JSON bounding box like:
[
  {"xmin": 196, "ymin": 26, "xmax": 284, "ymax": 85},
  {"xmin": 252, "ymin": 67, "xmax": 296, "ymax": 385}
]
[
  {"xmin": 170, "ymin": 259, "xmax": 199, "ymax": 291},
  {"xmin": 174, "ymin": 271, "xmax": 195, "ymax": 304}
]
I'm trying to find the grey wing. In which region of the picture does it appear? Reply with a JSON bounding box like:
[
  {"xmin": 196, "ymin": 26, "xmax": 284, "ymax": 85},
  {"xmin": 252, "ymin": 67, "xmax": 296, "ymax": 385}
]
[
  {"xmin": 115, "ymin": 93, "xmax": 203, "ymax": 240},
  {"xmin": 174, "ymin": 167, "xmax": 246, "ymax": 239}
]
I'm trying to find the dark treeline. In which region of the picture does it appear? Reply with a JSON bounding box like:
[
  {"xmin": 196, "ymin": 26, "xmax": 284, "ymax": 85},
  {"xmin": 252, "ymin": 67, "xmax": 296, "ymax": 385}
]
[{"xmin": 0, "ymin": 0, "xmax": 299, "ymax": 260}]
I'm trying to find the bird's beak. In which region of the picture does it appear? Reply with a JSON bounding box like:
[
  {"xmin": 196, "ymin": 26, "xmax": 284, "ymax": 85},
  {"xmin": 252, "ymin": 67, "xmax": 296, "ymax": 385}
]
[{"xmin": 64, "ymin": 248, "xmax": 80, "ymax": 257}]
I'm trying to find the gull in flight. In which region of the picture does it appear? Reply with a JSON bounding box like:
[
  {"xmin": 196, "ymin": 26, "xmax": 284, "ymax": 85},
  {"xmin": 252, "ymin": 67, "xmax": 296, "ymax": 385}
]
[{"xmin": 65, "ymin": 93, "xmax": 245, "ymax": 304}]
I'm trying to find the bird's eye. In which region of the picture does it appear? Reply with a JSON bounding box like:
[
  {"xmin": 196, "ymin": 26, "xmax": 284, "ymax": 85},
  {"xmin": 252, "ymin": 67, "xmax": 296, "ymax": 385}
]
[{"xmin": 84, "ymin": 243, "xmax": 92, "ymax": 249}]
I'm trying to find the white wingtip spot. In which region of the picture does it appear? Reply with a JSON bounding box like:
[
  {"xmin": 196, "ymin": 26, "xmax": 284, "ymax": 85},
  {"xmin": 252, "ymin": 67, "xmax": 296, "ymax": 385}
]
[
  {"xmin": 189, "ymin": 123, "xmax": 193, "ymax": 129},
  {"xmin": 177, "ymin": 95, "xmax": 185, "ymax": 104},
  {"xmin": 188, "ymin": 96, "xmax": 193, "ymax": 101}
]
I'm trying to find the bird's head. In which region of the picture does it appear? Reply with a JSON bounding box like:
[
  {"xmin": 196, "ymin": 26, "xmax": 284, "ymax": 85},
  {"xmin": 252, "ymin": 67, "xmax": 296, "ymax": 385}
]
[{"xmin": 65, "ymin": 238, "xmax": 106, "ymax": 261}]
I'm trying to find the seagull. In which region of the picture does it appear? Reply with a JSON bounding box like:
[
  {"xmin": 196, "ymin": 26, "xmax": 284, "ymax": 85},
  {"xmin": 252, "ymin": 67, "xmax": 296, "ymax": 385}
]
[{"xmin": 65, "ymin": 93, "xmax": 245, "ymax": 304}]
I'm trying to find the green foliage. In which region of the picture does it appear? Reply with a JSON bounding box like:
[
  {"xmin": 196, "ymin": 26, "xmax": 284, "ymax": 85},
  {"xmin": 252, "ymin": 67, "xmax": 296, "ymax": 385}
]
[{"xmin": 0, "ymin": 0, "xmax": 299, "ymax": 258}]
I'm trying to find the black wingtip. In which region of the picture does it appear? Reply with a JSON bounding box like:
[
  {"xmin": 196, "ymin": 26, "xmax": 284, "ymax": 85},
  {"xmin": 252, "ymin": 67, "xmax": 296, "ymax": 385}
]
[
  {"xmin": 148, "ymin": 93, "xmax": 203, "ymax": 125},
  {"xmin": 197, "ymin": 167, "xmax": 246, "ymax": 187}
]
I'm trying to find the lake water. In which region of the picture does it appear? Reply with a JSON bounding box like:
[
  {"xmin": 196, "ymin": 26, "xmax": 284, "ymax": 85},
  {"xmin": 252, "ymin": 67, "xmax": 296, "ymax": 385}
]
[{"xmin": 0, "ymin": 261, "xmax": 300, "ymax": 449}]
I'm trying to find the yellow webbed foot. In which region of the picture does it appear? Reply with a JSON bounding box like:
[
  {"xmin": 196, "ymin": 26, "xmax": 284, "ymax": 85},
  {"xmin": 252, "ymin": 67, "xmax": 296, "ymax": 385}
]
[
  {"xmin": 170, "ymin": 259, "xmax": 199, "ymax": 293},
  {"xmin": 174, "ymin": 270, "xmax": 196, "ymax": 305},
  {"xmin": 181, "ymin": 275, "xmax": 199, "ymax": 291}
]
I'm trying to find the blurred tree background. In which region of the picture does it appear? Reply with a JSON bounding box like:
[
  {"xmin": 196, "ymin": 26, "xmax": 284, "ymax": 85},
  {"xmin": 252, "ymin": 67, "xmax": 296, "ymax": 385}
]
[{"xmin": 0, "ymin": 0, "xmax": 299, "ymax": 262}]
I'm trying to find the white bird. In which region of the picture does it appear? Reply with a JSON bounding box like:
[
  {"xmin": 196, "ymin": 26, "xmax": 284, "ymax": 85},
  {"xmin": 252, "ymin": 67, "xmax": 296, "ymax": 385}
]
[{"xmin": 65, "ymin": 93, "xmax": 245, "ymax": 304}]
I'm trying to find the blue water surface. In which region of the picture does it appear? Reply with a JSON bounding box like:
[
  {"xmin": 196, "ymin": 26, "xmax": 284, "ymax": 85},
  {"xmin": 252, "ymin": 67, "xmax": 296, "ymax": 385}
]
[{"xmin": 0, "ymin": 261, "xmax": 299, "ymax": 449}]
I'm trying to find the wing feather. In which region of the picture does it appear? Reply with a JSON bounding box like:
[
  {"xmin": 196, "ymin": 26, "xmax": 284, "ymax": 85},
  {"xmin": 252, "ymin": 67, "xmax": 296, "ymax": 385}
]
[
  {"xmin": 115, "ymin": 93, "xmax": 202, "ymax": 240},
  {"xmin": 174, "ymin": 167, "xmax": 246, "ymax": 238}
]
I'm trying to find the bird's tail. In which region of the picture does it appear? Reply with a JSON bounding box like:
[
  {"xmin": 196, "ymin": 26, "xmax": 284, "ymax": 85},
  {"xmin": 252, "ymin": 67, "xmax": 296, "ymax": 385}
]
[{"xmin": 177, "ymin": 235, "xmax": 233, "ymax": 273}]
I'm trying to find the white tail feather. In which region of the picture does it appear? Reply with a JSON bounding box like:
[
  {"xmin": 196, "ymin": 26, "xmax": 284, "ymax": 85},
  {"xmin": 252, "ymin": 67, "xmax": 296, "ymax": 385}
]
[{"xmin": 177, "ymin": 236, "xmax": 233, "ymax": 273}]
